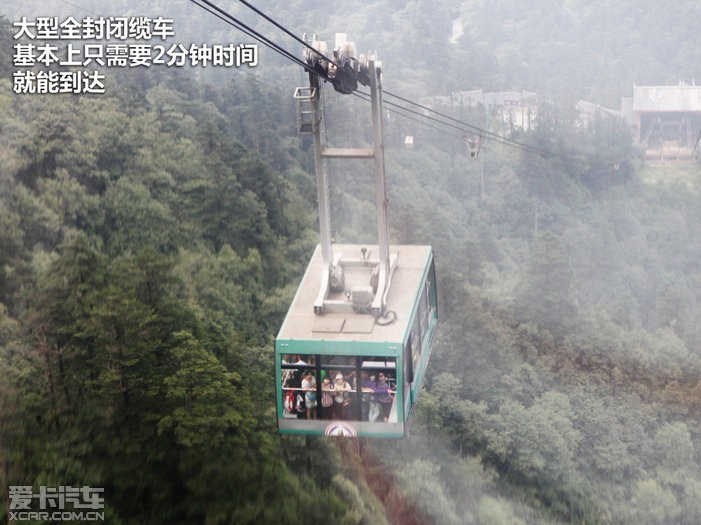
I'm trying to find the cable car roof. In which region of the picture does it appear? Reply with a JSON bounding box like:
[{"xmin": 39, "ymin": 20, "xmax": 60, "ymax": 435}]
[{"xmin": 277, "ymin": 243, "xmax": 433, "ymax": 345}]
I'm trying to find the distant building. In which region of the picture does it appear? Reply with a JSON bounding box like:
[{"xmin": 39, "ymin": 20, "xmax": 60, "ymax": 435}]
[
  {"xmin": 422, "ymin": 90, "xmax": 538, "ymax": 134},
  {"xmin": 621, "ymin": 84, "xmax": 701, "ymax": 161},
  {"xmin": 429, "ymin": 85, "xmax": 701, "ymax": 162},
  {"xmin": 575, "ymin": 100, "xmax": 621, "ymax": 126}
]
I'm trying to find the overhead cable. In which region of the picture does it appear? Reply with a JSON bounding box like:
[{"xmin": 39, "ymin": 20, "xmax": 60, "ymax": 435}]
[
  {"xmin": 189, "ymin": 0, "xmax": 569, "ymax": 160},
  {"xmin": 235, "ymin": 0, "xmax": 341, "ymax": 69},
  {"xmin": 383, "ymin": 90, "xmax": 557, "ymax": 158},
  {"xmin": 188, "ymin": 0, "xmax": 332, "ymax": 82}
]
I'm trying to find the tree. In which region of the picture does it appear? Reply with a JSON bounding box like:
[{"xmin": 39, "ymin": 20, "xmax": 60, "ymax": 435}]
[
  {"xmin": 174, "ymin": 246, "xmax": 268, "ymax": 343},
  {"xmin": 653, "ymin": 422, "xmax": 694, "ymax": 473},
  {"xmin": 478, "ymin": 495, "xmax": 524, "ymax": 525},
  {"xmin": 497, "ymin": 392, "xmax": 580, "ymax": 486},
  {"xmin": 397, "ymin": 460, "xmax": 461, "ymax": 525},
  {"xmin": 514, "ymin": 232, "xmax": 576, "ymax": 335},
  {"xmin": 102, "ymin": 178, "xmax": 181, "ymax": 255},
  {"xmin": 628, "ymin": 479, "xmax": 679, "ymax": 525}
]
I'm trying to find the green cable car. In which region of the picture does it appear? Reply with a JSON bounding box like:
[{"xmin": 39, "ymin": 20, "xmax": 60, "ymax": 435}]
[
  {"xmin": 276, "ymin": 35, "xmax": 438, "ymax": 438},
  {"xmin": 276, "ymin": 243, "xmax": 437, "ymax": 438}
]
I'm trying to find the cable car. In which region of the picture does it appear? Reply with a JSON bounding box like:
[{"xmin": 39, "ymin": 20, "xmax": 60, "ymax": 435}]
[
  {"xmin": 276, "ymin": 243, "xmax": 437, "ymax": 437},
  {"xmin": 276, "ymin": 35, "xmax": 438, "ymax": 438}
]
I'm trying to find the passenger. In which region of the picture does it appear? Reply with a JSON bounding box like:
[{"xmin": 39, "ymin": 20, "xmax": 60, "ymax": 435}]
[
  {"xmin": 285, "ymin": 363, "xmax": 304, "ymax": 418},
  {"xmin": 301, "ymin": 370, "xmax": 317, "ymax": 419},
  {"xmin": 320, "ymin": 375, "xmax": 334, "ymax": 419},
  {"xmin": 375, "ymin": 372, "xmax": 393, "ymax": 422},
  {"xmin": 346, "ymin": 370, "xmax": 357, "ymax": 389},
  {"xmin": 282, "ymin": 356, "xmax": 305, "ymax": 418},
  {"xmin": 332, "ymin": 373, "xmax": 353, "ymax": 420},
  {"xmin": 362, "ymin": 372, "xmax": 380, "ymax": 422}
]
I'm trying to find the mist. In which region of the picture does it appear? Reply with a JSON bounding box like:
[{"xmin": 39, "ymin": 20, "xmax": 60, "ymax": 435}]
[{"xmin": 3, "ymin": 1, "xmax": 701, "ymax": 523}]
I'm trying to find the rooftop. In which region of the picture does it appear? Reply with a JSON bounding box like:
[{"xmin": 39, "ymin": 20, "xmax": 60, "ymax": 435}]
[
  {"xmin": 633, "ymin": 85, "xmax": 701, "ymax": 112},
  {"xmin": 276, "ymin": 244, "xmax": 432, "ymax": 344}
]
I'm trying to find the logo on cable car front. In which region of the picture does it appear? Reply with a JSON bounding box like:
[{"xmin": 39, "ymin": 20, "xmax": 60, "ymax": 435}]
[{"xmin": 324, "ymin": 422, "xmax": 357, "ymax": 437}]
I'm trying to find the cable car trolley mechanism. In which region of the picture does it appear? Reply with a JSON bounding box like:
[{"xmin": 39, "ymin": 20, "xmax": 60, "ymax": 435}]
[{"xmin": 276, "ymin": 34, "xmax": 438, "ymax": 438}]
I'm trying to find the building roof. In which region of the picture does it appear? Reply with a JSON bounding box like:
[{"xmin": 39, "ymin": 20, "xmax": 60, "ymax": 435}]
[
  {"xmin": 576, "ymin": 100, "xmax": 621, "ymax": 118},
  {"xmin": 633, "ymin": 85, "xmax": 701, "ymax": 112}
]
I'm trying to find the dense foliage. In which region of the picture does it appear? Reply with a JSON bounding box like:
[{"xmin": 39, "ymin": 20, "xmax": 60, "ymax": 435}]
[
  {"xmin": 0, "ymin": 16, "xmax": 378, "ymax": 522},
  {"xmin": 10, "ymin": 0, "xmax": 701, "ymax": 105}
]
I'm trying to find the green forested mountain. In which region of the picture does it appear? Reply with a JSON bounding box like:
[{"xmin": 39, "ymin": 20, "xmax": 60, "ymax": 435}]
[
  {"xmin": 374, "ymin": 111, "xmax": 701, "ymax": 523},
  {"xmin": 7, "ymin": 0, "xmax": 701, "ymax": 103},
  {"xmin": 3, "ymin": 2, "xmax": 701, "ymax": 524},
  {"xmin": 249, "ymin": 0, "xmax": 701, "ymax": 104},
  {"xmin": 0, "ymin": 15, "xmax": 364, "ymax": 523}
]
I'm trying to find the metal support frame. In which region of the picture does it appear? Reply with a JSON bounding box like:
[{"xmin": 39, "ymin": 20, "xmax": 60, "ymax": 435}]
[
  {"xmin": 303, "ymin": 73, "xmax": 336, "ymax": 314},
  {"xmin": 367, "ymin": 59, "xmax": 397, "ymax": 317},
  {"xmin": 294, "ymin": 86, "xmax": 316, "ymax": 133},
  {"xmin": 296, "ymin": 45, "xmax": 397, "ymax": 317}
]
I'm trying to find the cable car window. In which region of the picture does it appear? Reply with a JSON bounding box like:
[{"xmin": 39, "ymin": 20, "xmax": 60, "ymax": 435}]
[
  {"xmin": 281, "ymin": 354, "xmax": 396, "ymax": 423},
  {"xmin": 419, "ymin": 280, "xmax": 431, "ymax": 340},
  {"xmin": 403, "ymin": 341, "xmax": 413, "ymax": 418},
  {"xmin": 410, "ymin": 317, "xmax": 421, "ymax": 377},
  {"xmin": 365, "ymin": 359, "xmax": 396, "ymax": 423}
]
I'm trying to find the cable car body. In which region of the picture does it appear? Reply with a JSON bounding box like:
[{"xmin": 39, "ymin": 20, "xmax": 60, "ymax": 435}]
[
  {"xmin": 276, "ymin": 35, "xmax": 437, "ymax": 438},
  {"xmin": 276, "ymin": 243, "xmax": 437, "ymax": 438}
]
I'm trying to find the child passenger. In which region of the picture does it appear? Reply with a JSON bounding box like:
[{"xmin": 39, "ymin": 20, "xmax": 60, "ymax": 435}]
[{"xmin": 320, "ymin": 375, "xmax": 334, "ymax": 419}]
